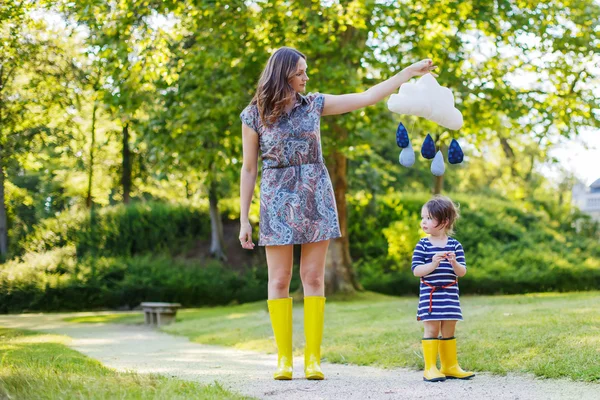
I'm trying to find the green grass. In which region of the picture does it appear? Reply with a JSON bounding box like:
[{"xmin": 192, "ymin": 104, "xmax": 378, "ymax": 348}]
[
  {"xmin": 65, "ymin": 291, "xmax": 600, "ymax": 382},
  {"xmin": 0, "ymin": 327, "xmax": 254, "ymax": 399}
]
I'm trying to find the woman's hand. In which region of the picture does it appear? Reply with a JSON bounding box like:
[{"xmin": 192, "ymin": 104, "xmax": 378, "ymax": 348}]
[
  {"xmin": 404, "ymin": 59, "xmax": 438, "ymax": 78},
  {"xmin": 239, "ymin": 222, "xmax": 255, "ymax": 250}
]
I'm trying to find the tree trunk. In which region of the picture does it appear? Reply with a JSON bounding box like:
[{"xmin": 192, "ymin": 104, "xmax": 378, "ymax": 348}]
[
  {"xmin": 0, "ymin": 165, "xmax": 7, "ymax": 261},
  {"xmin": 325, "ymin": 232, "xmax": 361, "ymax": 295},
  {"xmin": 86, "ymin": 101, "xmax": 97, "ymax": 208},
  {"xmin": 208, "ymin": 180, "xmax": 227, "ymax": 261},
  {"xmin": 122, "ymin": 122, "xmax": 132, "ymax": 204},
  {"xmin": 185, "ymin": 180, "xmax": 192, "ymax": 200},
  {"xmin": 499, "ymin": 137, "xmax": 519, "ymax": 178},
  {"xmin": 325, "ymin": 122, "xmax": 363, "ymax": 295},
  {"xmin": 0, "ymin": 70, "xmax": 6, "ymax": 261}
]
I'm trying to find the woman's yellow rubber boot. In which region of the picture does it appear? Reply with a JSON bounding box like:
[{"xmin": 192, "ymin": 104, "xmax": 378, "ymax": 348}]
[
  {"xmin": 439, "ymin": 337, "xmax": 475, "ymax": 379},
  {"xmin": 421, "ymin": 338, "xmax": 446, "ymax": 382},
  {"xmin": 267, "ymin": 297, "xmax": 293, "ymax": 380},
  {"xmin": 304, "ymin": 296, "xmax": 326, "ymax": 380}
]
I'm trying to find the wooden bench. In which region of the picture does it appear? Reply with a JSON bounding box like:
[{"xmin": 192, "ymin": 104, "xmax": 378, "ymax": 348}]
[{"xmin": 140, "ymin": 302, "xmax": 181, "ymax": 326}]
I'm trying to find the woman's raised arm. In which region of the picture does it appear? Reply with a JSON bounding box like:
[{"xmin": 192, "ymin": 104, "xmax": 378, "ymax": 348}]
[{"xmin": 322, "ymin": 59, "xmax": 437, "ymax": 116}]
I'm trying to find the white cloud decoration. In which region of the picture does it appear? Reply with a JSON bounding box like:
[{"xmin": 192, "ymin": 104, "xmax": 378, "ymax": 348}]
[{"xmin": 387, "ymin": 74, "xmax": 463, "ymax": 130}]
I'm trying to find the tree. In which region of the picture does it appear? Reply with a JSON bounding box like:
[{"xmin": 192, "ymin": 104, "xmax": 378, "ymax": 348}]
[
  {"xmin": 144, "ymin": 1, "xmax": 262, "ymax": 260},
  {"xmin": 0, "ymin": 1, "xmax": 77, "ymax": 261},
  {"xmin": 61, "ymin": 0, "xmax": 177, "ymax": 204}
]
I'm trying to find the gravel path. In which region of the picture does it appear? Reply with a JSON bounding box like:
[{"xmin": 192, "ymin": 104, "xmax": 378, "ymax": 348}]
[{"xmin": 1, "ymin": 312, "xmax": 597, "ymax": 400}]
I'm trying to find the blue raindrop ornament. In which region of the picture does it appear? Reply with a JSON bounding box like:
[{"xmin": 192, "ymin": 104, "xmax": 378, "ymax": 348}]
[
  {"xmin": 396, "ymin": 122, "xmax": 410, "ymax": 148},
  {"xmin": 421, "ymin": 134, "xmax": 436, "ymax": 159},
  {"xmin": 448, "ymin": 139, "xmax": 464, "ymax": 164}
]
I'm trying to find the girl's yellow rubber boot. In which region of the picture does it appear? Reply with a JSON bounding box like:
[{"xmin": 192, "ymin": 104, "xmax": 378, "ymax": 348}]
[
  {"xmin": 422, "ymin": 338, "xmax": 446, "ymax": 382},
  {"xmin": 439, "ymin": 337, "xmax": 475, "ymax": 379}
]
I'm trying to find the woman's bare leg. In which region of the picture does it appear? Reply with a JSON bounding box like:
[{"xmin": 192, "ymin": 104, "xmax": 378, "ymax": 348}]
[
  {"xmin": 299, "ymin": 240, "xmax": 329, "ymax": 296},
  {"xmin": 266, "ymin": 244, "xmax": 294, "ymax": 299}
]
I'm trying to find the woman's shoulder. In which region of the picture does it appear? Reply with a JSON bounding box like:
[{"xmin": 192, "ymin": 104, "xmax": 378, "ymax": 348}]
[
  {"xmin": 241, "ymin": 102, "xmax": 258, "ymax": 115},
  {"xmin": 304, "ymin": 92, "xmax": 324, "ymax": 101},
  {"xmin": 240, "ymin": 103, "xmax": 260, "ymax": 130},
  {"xmin": 304, "ymin": 92, "xmax": 325, "ymax": 115}
]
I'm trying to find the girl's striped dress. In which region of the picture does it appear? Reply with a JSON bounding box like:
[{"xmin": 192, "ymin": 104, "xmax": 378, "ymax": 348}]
[{"xmin": 411, "ymin": 237, "xmax": 466, "ymax": 321}]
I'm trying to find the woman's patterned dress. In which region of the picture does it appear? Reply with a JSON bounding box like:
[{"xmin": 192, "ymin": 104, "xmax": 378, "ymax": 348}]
[{"xmin": 240, "ymin": 93, "xmax": 341, "ymax": 246}]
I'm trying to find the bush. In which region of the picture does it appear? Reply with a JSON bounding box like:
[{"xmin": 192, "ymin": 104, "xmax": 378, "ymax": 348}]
[
  {"xmin": 19, "ymin": 202, "xmax": 212, "ymax": 258},
  {"xmin": 4, "ymin": 192, "xmax": 599, "ymax": 312},
  {"xmin": 349, "ymin": 192, "xmax": 600, "ymax": 295},
  {"xmin": 0, "ymin": 247, "xmax": 278, "ymax": 313}
]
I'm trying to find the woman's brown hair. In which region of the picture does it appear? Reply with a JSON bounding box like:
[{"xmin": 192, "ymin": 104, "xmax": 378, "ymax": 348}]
[
  {"xmin": 251, "ymin": 47, "xmax": 306, "ymax": 126},
  {"xmin": 424, "ymin": 195, "xmax": 460, "ymax": 235}
]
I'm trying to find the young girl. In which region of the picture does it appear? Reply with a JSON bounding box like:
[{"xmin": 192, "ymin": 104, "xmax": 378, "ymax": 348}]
[{"xmin": 411, "ymin": 195, "xmax": 474, "ymax": 382}]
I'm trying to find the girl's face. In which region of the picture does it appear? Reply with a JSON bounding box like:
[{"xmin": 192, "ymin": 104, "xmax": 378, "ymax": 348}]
[
  {"xmin": 421, "ymin": 206, "xmax": 446, "ymax": 235},
  {"xmin": 289, "ymin": 57, "xmax": 309, "ymax": 93}
]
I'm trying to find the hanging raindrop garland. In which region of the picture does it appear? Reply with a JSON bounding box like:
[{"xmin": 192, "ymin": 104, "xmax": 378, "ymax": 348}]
[
  {"xmin": 395, "ymin": 122, "xmax": 464, "ymax": 176},
  {"xmin": 388, "ymin": 73, "xmax": 465, "ymax": 176}
]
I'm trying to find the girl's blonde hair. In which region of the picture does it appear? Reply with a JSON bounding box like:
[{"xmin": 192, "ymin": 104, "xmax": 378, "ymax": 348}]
[{"xmin": 424, "ymin": 195, "xmax": 460, "ymax": 235}]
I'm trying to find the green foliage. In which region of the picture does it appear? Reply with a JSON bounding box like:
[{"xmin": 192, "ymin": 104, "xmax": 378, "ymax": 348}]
[
  {"xmin": 77, "ymin": 202, "xmax": 210, "ymax": 257},
  {"xmin": 349, "ymin": 192, "xmax": 600, "ymax": 295},
  {"xmin": 0, "ymin": 1, "xmax": 83, "ymax": 259},
  {"xmin": 3, "ymin": 1, "xmax": 600, "ymax": 271},
  {"xmin": 17, "ymin": 208, "xmax": 87, "ymax": 255},
  {"xmin": 0, "ymin": 246, "xmax": 272, "ymax": 313},
  {"xmin": 5, "ymin": 192, "xmax": 598, "ymax": 313},
  {"xmin": 19, "ymin": 202, "xmax": 210, "ymax": 258}
]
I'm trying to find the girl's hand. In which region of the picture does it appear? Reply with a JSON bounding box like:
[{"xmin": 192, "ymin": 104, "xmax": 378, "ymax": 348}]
[
  {"xmin": 447, "ymin": 252, "xmax": 464, "ymax": 270},
  {"xmin": 405, "ymin": 59, "xmax": 438, "ymax": 78},
  {"xmin": 239, "ymin": 222, "xmax": 255, "ymax": 250},
  {"xmin": 432, "ymin": 252, "xmax": 447, "ymax": 265},
  {"xmin": 446, "ymin": 252, "xmax": 457, "ymax": 264}
]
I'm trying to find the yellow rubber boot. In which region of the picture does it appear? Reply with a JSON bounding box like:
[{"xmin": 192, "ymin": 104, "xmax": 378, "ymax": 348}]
[
  {"xmin": 422, "ymin": 338, "xmax": 446, "ymax": 382},
  {"xmin": 267, "ymin": 297, "xmax": 293, "ymax": 380},
  {"xmin": 304, "ymin": 296, "xmax": 326, "ymax": 380},
  {"xmin": 439, "ymin": 337, "xmax": 475, "ymax": 379}
]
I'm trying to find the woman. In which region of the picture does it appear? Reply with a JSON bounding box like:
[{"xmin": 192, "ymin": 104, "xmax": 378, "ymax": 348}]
[{"xmin": 239, "ymin": 47, "xmax": 436, "ymax": 380}]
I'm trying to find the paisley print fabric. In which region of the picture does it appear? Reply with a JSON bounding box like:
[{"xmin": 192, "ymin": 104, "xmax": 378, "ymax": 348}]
[{"xmin": 240, "ymin": 93, "xmax": 341, "ymax": 246}]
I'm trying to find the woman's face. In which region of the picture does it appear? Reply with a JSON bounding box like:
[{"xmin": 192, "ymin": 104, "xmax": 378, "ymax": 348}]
[{"xmin": 289, "ymin": 57, "xmax": 309, "ymax": 93}]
